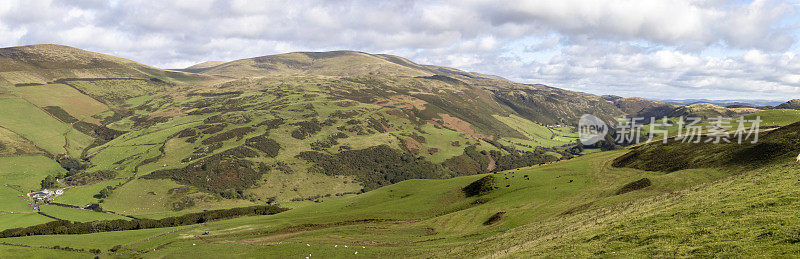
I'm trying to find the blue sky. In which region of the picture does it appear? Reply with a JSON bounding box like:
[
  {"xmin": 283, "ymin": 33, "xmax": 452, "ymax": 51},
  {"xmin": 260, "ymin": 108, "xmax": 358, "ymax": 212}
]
[{"xmin": 1, "ymin": 0, "xmax": 800, "ymax": 100}]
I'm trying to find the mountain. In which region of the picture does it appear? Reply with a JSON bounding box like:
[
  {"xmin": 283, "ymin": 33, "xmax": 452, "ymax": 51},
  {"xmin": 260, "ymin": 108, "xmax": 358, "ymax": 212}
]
[
  {"xmin": 659, "ymin": 98, "xmax": 785, "ymax": 107},
  {"xmin": 668, "ymin": 102, "xmax": 761, "ymax": 118},
  {"xmin": 1, "ymin": 44, "xmax": 800, "ymax": 257},
  {"xmin": 0, "ymin": 44, "xmax": 624, "ymax": 221},
  {"xmin": 181, "ymin": 61, "xmax": 226, "ymax": 72},
  {"xmin": 775, "ymin": 99, "xmax": 800, "ymax": 110},
  {"xmin": 0, "ymin": 44, "xmax": 200, "ymax": 87},
  {"xmin": 605, "ymin": 96, "xmax": 678, "ymax": 118}
]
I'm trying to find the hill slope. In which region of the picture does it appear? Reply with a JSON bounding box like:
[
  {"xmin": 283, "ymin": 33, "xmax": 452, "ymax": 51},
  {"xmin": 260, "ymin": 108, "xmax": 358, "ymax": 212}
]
[
  {"xmin": 0, "ymin": 45, "xmax": 798, "ymax": 257},
  {"xmin": 0, "ymin": 45, "xmax": 626, "ymax": 223},
  {"xmin": 775, "ymin": 99, "xmax": 800, "ymax": 110},
  {"xmin": 0, "ymin": 44, "xmax": 201, "ymax": 87}
]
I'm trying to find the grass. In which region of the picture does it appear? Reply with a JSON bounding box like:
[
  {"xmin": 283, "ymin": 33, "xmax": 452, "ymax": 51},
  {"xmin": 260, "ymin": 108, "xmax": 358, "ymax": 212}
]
[
  {"xmin": 0, "ymin": 226, "xmax": 186, "ymax": 251},
  {"xmin": 55, "ymin": 179, "xmax": 124, "ymax": 207},
  {"xmin": 60, "ymin": 79, "xmax": 169, "ymax": 103},
  {"xmin": 0, "ymin": 213, "xmax": 53, "ymax": 231},
  {"xmin": 13, "ymin": 83, "xmax": 108, "ymax": 124},
  {"xmin": 38, "ymin": 205, "xmax": 128, "ymax": 222},
  {"xmin": 466, "ymin": 161, "xmax": 800, "ymax": 257},
  {"xmin": 745, "ymin": 109, "xmax": 800, "ymax": 127},
  {"xmin": 83, "ymin": 148, "xmax": 800, "ymax": 256},
  {"xmin": 0, "ymin": 149, "xmax": 741, "ymax": 257},
  {"xmin": 494, "ymin": 114, "xmax": 578, "ymax": 150},
  {"xmin": 0, "ymin": 98, "xmax": 71, "ymax": 154},
  {"xmin": 0, "ymin": 186, "xmax": 33, "ymax": 212},
  {"xmin": 0, "ymin": 126, "xmax": 40, "ymax": 156},
  {"xmin": 0, "ymin": 155, "xmax": 65, "ymax": 192},
  {"xmin": 102, "ymin": 179, "xmax": 254, "ymax": 218},
  {"xmin": 3, "ymin": 124, "xmax": 799, "ymax": 257},
  {"xmin": 0, "ymin": 245, "xmax": 87, "ymax": 258}
]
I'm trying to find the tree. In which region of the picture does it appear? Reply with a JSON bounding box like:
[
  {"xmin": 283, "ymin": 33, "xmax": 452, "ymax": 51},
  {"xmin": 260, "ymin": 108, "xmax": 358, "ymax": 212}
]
[
  {"xmin": 41, "ymin": 175, "xmax": 57, "ymax": 189},
  {"xmin": 96, "ymin": 188, "xmax": 112, "ymax": 199}
]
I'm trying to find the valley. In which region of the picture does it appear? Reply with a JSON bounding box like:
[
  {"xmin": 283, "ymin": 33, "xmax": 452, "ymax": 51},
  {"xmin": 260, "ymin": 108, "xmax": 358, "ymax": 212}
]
[{"xmin": 0, "ymin": 44, "xmax": 799, "ymax": 257}]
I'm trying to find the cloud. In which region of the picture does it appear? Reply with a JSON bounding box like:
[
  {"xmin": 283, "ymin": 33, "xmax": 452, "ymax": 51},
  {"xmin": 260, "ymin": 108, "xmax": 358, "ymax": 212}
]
[{"xmin": 0, "ymin": 0, "xmax": 798, "ymax": 99}]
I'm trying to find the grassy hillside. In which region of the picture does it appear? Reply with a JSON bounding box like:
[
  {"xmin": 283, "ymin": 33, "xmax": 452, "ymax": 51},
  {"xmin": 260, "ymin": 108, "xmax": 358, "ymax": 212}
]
[
  {"xmin": 2, "ymin": 140, "xmax": 794, "ymax": 257},
  {"xmin": 1, "ymin": 44, "xmax": 795, "ymax": 257},
  {"xmin": 0, "ymin": 44, "xmax": 202, "ymax": 87},
  {"xmin": 670, "ymin": 103, "xmax": 761, "ymax": 118},
  {"xmin": 0, "ymin": 45, "xmax": 633, "ymax": 231},
  {"xmin": 775, "ymin": 99, "xmax": 800, "ymax": 110}
]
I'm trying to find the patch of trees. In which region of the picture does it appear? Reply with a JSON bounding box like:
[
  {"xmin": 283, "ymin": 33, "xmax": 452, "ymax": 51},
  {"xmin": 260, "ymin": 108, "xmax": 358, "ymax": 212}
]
[
  {"xmin": 41, "ymin": 175, "xmax": 57, "ymax": 189},
  {"xmin": 462, "ymin": 175, "xmax": 497, "ymax": 197},
  {"xmin": 63, "ymin": 170, "xmax": 116, "ymax": 186},
  {"xmin": 100, "ymin": 109, "xmax": 134, "ymax": 125},
  {"xmin": 298, "ymin": 145, "xmax": 448, "ymax": 191},
  {"xmin": 310, "ymin": 132, "xmax": 348, "ymax": 151},
  {"xmin": 198, "ymin": 123, "xmax": 227, "ymax": 134},
  {"xmin": 245, "ymin": 135, "xmax": 281, "ymax": 157},
  {"xmin": 72, "ymin": 121, "xmax": 126, "ymax": 143},
  {"xmin": 43, "ymin": 106, "xmax": 78, "ymax": 124},
  {"xmin": 203, "ymin": 114, "xmax": 226, "ymax": 124},
  {"xmin": 483, "ymin": 140, "xmax": 567, "ymax": 172},
  {"xmin": 443, "ymin": 146, "xmax": 492, "ymax": 176},
  {"xmin": 174, "ymin": 128, "xmax": 197, "ymax": 139},
  {"xmin": 13, "ymin": 82, "xmax": 45, "ymax": 87},
  {"xmin": 216, "ymin": 145, "xmax": 259, "ymax": 158},
  {"xmin": 95, "ymin": 187, "xmax": 113, "ymax": 199},
  {"xmin": 255, "ymin": 118, "xmax": 285, "ymax": 129},
  {"xmin": 0, "ymin": 205, "xmax": 287, "ymax": 238},
  {"xmin": 291, "ymin": 119, "xmax": 323, "ymax": 139},
  {"xmin": 144, "ymin": 151, "xmax": 269, "ymax": 196},
  {"xmin": 201, "ymin": 127, "xmax": 255, "ymax": 145},
  {"xmin": 491, "ymin": 149, "xmax": 561, "ymax": 172},
  {"xmin": 130, "ymin": 115, "xmax": 170, "ymax": 129},
  {"xmin": 56, "ymin": 155, "xmax": 89, "ymax": 172}
]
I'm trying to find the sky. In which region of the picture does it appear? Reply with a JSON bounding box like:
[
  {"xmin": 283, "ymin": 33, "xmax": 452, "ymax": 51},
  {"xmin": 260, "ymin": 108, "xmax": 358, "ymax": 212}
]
[{"xmin": 1, "ymin": 0, "xmax": 800, "ymax": 100}]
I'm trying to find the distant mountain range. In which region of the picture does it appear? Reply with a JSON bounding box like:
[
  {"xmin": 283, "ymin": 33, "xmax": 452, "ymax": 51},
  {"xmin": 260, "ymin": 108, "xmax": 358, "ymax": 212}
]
[{"xmin": 654, "ymin": 98, "xmax": 786, "ymax": 107}]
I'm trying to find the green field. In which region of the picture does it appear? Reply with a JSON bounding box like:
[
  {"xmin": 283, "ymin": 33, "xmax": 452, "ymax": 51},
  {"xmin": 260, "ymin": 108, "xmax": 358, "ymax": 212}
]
[
  {"xmin": 0, "ymin": 98, "xmax": 71, "ymax": 154},
  {"xmin": 13, "ymin": 83, "xmax": 109, "ymax": 124},
  {"xmin": 0, "ymin": 148, "xmax": 768, "ymax": 257},
  {"xmin": 1, "ymin": 226, "xmax": 186, "ymax": 251},
  {"xmin": 0, "ymin": 245, "xmax": 87, "ymax": 258},
  {"xmin": 0, "ymin": 187, "xmax": 33, "ymax": 212},
  {"xmin": 0, "ymin": 213, "xmax": 52, "ymax": 231},
  {"xmin": 38, "ymin": 205, "xmax": 129, "ymax": 222},
  {"xmin": 0, "ymin": 155, "xmax": 65, "ymax": 191},
  {"xmin": 55, "ymin": 179, "xmax": 125, "ymax": 207},
  {"xmin": 745, "ymin": 109, "xmax": 800, "ymax": 127},
  {"xmin": 494, "ymin": 114, "xmax": 578, "ymax": 150}
]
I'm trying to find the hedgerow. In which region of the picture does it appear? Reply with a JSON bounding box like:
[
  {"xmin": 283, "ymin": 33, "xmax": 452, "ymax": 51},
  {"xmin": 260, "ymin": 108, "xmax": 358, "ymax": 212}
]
[{"xmin": 0, "ymin": 205, "xmax": 287, "ymax": 238}]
